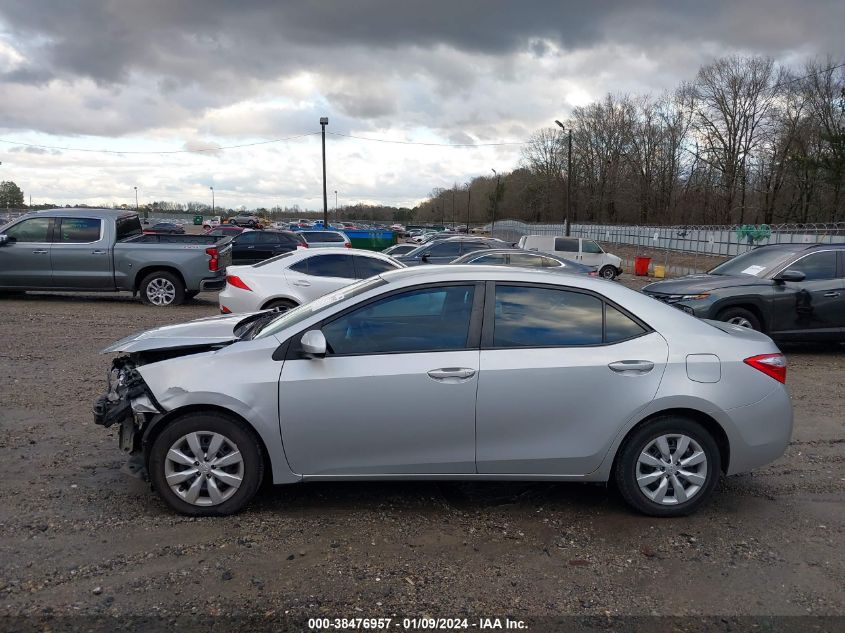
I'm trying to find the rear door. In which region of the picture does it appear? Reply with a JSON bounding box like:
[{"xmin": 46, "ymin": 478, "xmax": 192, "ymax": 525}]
[
  {"xmin": 769, "ymin": 250, "xmax": 845, "ymax": 339},
  {"xmin": 50, "ymin": 217, "xmax": 114, "ymax": 289},
  {"xmin": 475, "ymin": 282, "xmax": 668, "ymax": 475},
  {"xmin": 0, "ymin": 217, "xmax": 54, "ymax": 287},
  {"xmin": 285, "ymin": 253, "xmax": 356, "ymax": 299}
]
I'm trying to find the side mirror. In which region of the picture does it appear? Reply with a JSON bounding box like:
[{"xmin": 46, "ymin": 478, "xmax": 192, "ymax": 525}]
[
  {"xmin": 0, "ymin": 235, "xmax": 13, "ymax": 246},
  {"xmin": 774, "ymin": 269, "xmax": 805, "ymax": 283},
  {"xmin": 300, "ymin": 330, "xmax": 327, "ymax": 358}
]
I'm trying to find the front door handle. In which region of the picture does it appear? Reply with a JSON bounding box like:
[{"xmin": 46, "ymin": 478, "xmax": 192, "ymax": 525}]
[
  {"xmin": 823, "ymin": 291, "xmax": 841, "ymax": 298},
  {"xmin": 427, "ymin": 367, "xmax": 476, "ymax": 381},
  {"xmin": 32, "ymin": 249, "xmax": 48, "ymax": 254},
  {"xmin": 608, "ymin": 360, "xmax": 655, "ymax": 374},
  {"xmin": 91, "ymin": 249, "xmax": 107, "ymax": 255}
]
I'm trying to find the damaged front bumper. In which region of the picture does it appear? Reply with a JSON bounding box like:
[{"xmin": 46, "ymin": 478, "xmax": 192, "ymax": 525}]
[{"xmin": 93, "ymin": 356, "xmax": 163, "ymax": 480}]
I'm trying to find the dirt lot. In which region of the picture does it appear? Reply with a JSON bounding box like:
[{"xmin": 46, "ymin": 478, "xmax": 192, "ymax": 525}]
[{"xmin": 1, "ymin": 283, "xmax": 844, "ymax": 626}]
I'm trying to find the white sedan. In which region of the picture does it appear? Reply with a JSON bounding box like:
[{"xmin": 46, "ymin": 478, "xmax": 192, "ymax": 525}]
[{"xmin": 218, "ymin": 247, "xmax": 404, "ymax": 314}]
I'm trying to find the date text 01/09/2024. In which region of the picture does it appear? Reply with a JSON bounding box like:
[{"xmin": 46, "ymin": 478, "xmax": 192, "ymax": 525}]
[{"xmin": 307, "ymin": 617, "xmax": 528, "ymax": 630}]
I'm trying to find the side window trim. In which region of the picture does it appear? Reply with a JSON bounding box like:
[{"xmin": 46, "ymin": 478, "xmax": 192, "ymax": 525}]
[
  {"xmin": 480, "ymin": 281, "xmax": 653, "ymax": 350},
  {"xmin": 285, "ymin": 281, "xmax": 486, "ymax": 359},
  {"xmin": 55, "ymin": 217, "xmax": 104, "ymax": 244}
]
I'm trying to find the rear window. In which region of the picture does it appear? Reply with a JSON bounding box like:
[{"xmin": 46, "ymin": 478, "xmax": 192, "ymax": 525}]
[
  {"xmin": 303, "ymin": 231, "xmax": 345, "ymax": 243},
  {"xmin": 116, "ymin": 215, "xmax": 142, "ymax": 240}
]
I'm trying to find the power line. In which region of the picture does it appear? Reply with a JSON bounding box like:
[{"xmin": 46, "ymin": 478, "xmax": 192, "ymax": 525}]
[
  {"xmin": 0, "ymin": 132, "xmax": 320, "ymax": 155},
  {"xmin": 326, "ymin": 131, "xmax": 529, "ymax": 147}
]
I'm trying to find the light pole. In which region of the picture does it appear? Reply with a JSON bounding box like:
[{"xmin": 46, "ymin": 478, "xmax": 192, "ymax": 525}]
[
  {"xmin": 133, "ymin": 186, "xmax": 138, "ymax": 212},
  {"xmin": 334, "ymin": 190, "xmax": 338, "ymax": 224},
  {"xmin": 491, "ymin": 168, "xmax": 500, "ymax": 236},
  {"xmin": 209, "ymin": 186, "xmax": 214, "ymax": 216},
  {"xmin": 465, "ymin": 182, "xmax": 472, "ymax": 233},
  {"xmin": 554, "ymin": 120, "xmax": 573, "ymax": 236},
  {"xmin": 320, "ymin": 117, "xmax": 329, "ymax": 229}
]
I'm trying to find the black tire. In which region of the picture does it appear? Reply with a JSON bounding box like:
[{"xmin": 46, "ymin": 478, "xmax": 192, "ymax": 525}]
[
  {"xmin": 148, "ymin": 411, "xmax": 264, "ymax": 516},
  {"xmin": 262, "ymin": 298, "xmax": 298, "ymax": 312},
  {"xmin": 614, "ymin": 416, "xmax": 721, "ymax": 517},
  {"xmin": 716, "ymin": 306, "xmax": 761, "ymax": 331},
  {"xmin": 139, "ymin": 271, "xmax": 185, "ymax": 307},
  {"xmin": 599, "ymin": 265, "xmax": 617, "ymax": 280}
]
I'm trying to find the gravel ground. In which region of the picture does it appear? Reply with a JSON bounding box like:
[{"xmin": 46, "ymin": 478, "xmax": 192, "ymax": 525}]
[{"xmin": 0, "ymin": 283, "xmax": 843, "ymax": 624}]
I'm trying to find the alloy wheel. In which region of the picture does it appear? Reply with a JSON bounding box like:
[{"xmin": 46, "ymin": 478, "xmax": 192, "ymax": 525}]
[
  {"xmin": 146, "ymin": 278, "xmax": 176, "ymax": 306},
  {"xmin": 164, "ymin": 431, "xmax": 244, "ymax": 506},
  {"xmin": 636, "ymin": 433, "xmax": 708, "ymax": 505},
  {"xmin": 727, "ymin": 316, "xmax": 753, "ymax": 328}
]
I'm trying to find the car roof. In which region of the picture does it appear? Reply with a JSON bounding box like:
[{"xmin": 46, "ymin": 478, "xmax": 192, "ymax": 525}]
[
  {"xmin": 30, "ymin": 208, "xmax": 138, "ymax": 219},
  {"xmin": 244, "ymin": 247, "xmax": 402, "ymax": 269},
  {"xmin": 752, "ymin": 242, "xmax": 845, "ymax": 251}
]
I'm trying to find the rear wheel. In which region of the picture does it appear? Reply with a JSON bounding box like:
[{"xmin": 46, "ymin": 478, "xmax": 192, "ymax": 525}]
[
  {"xmin": 716, "ymin": 306, "xmax": 761, "ymax": 331},
  {"xmin": 262, "ymin": 298, "xmax": 298, "ymax": 313},
  {"xmin": 615, "ymin": 416, "xmax": 720, "ymax": 517},
  {"xmin": 139, "ymin": 271, "xmax": 185, "ymax": 306},
  {"xmin": 599, "ymin": 265, "xmax": 617, "ymax": 280},
  {"xmin": 148, "ymin": 412, "xmax": 264, "ymax": 516}
]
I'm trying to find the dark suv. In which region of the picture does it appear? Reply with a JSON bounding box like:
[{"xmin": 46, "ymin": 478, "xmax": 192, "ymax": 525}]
[{"xmin": 642, "ymin": 243, "xmax": 845, "ymax": 341}]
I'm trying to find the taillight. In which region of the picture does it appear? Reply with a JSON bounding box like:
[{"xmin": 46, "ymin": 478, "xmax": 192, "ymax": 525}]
[
  {"xmin": 344, "ymin": 242, "xmax": 351, "ymax": 248},
  {"xmin": 206, "ymin": 247, "xmax": 219, "ymax": 272},
  {"xmin": 744, "ymin": 353, "xmax": 787, "ymax": 384},
  {"xmin": 220, "ymin": 305, "xmax": 232, "ymax": 314},
  {"xmin": 226, "ymin": 275, "xmax": 252, "ymax": 291}
]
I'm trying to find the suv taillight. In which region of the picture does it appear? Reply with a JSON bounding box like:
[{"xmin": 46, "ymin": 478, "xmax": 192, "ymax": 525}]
[
  {"xmin": 206, "ymin": 247, "xmax": 219, "ymax": 272},
  {"xmin": 744, "ymin": 353, "xmax": 787, "ymax": 384}
]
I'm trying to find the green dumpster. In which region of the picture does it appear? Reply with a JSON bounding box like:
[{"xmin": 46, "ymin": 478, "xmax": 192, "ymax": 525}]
[{"xmin": 193, "ymin": 214, "xmax": 203, "ymax": 226}]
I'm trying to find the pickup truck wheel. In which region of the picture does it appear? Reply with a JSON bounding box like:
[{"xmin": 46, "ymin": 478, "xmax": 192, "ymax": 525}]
[
  {"xmin": 140, "ymin": 271, "xmax": 185, "ymax": 307},
  {"xmin": 149, "ymin": 412, "xmax": 264, "ymax": 516},
  {"xmin": 716, "ymin": 307, "xmax": 761, "ymax": 331},
  {"xmin": 599, "ymin": 265, "xmax": 617, "ymax": 280}
]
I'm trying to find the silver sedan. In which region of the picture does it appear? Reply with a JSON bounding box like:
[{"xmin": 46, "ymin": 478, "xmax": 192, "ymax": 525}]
[{"xmin": 94, "ymin": 266, "xmax": 792, "ymax": 517}]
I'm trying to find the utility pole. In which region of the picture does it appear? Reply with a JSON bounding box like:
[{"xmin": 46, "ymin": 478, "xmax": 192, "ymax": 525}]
[
  {"xmin": 465, "ymin": 183, "xmax": 472, "ymax": 233},
  {"xmin": 451, "ymin": 187, "xmax": 456, "ymax": 229},
  {"xmin": 491, "ymin": 168, "xmax": 500, "ymax": 236},
  {"xmin": 209, "ymin": 186, "xmax": 214, "ymax": 215},
  {"xmin": 555, "ymin": 120, "xmax": 573, "ymax": 236},
  {"xmin": 134, "ymin": 186, "xmax": 138, "ymax": 211},
  {"xmin": 320, "ymin": 117, "xmax": 329, "ymax": 229}
]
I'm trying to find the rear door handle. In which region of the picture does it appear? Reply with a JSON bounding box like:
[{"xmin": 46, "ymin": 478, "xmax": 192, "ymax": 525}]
[
  {"xmin": 823, "ymin": 291, "xmax": 841, "ymax": 298},
  {"xmin": 427, "ymin": 367, "xmax": 476, "ymax": 381},
  {"xmin": 92, "ymin": 249, "xmax": 107, "ymax": 255},
  {"xmin": 292, "ymin": 279, "xmax": 311, "ymax": 287},
  {"xmin": 608, "ymin": 360, "xmax": 654, "ymax": 374},
  {"xmin": 32, "ymin": 249, "xmax": 48, "ymax": 254}
]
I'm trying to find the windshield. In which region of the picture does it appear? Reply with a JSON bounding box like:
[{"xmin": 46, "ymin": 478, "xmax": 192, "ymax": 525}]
[
  {"xmin": 254, "ymin": 276, "xmax": 386, "ymax": 339},
  {"xmin": 708, "ymin": 247, "xmax": 798, "ymax": 277}
]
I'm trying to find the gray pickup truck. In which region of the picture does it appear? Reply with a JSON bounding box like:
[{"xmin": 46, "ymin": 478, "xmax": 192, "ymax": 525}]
[{"xmin": 0, "ymin": 209, "xmax": 232, "ymax": 306}]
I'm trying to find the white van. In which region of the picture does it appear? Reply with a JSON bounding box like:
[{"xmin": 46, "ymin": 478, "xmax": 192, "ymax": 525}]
[{"xmin": 517, "ymin": 235, "xmax": 622, "ymax": 279}]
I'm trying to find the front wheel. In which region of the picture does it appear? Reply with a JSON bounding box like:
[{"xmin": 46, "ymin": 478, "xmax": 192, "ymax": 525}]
[
  {"xmin": 615, "ymin": 416, "xmax": 720, "ymax": 517},
  {"xmin": 148, "ymin": 412, "xmax": 264, "ymax": 516},
  {"xmin": 139, "ymin": 271, "xmax": 185, "ymax": 306},
  {"xmin": 599, "ymin": 265, "xmax": 618, "ymax": 280},
  {"xmin": 716, "ymin": 306, "xmax": 761, "ymax": 331}
]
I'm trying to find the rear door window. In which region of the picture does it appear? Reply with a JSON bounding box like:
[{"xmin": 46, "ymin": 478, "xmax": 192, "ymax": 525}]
[
  {"xmin": 426, "ymin": 242, "xmax": 462, "ymax": 257},
  {"xmin": 508, "ymin": 253, "xmax": 545, "ymax": 267},
  {"xmin": 58, "ymin": 218, "xmax": 102, "ymax": 243},
  {"xmin": 353, "ymin": 256, "xmax": 398, "ymax": 278},
  {"xmin": 305, "ymin": 254, "xmax": 355, "ymax": 278},
  {"xmin": 605, "ymin": 304, "xmax": 647, "ymax": 342}
]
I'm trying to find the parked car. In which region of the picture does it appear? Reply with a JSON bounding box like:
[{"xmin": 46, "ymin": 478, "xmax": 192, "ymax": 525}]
[
  {"xmin": 450, "ymin": 249, "xmax": 597, "ymax": 275},
  {"xmin": 94, "ymin": 265, "xmax": 792, "ymax": 517},
  {"xmin": 230, "ymin": 229, "xmax": 307, "ymax": 265},
  {"xmin": 642, "ymin": 243, "xmax": 845, "ymax": 341},
  {"xmin": 298, "ymin": 230, "xmax": 351, "ymax": 249},
  {"xmin": 382, "ymin": 243, "xmax": 417, "ymax": 256},
  {"xmin": 228, "ymin": 214, "xmax": 263, "ymax": 228},
  {"xmin": 396, "ymin": 237, "xmax": 513, "ymax": 266},
  {"xmin": 219, "ymin": 248, "xmax": 404, "ymax": 314},
  {"xmin": 518, "ymin": 235, "xmax": 623, "ymax": 280},
  {"xmin": 145, "ymin": 222, "xmax": 185, "ymax": 235},
  {"xmin": 202, "ymin": 216, "xmax": 222, "ymax": 230},
  {"xmin": 410, "ymin": 229, "xmax": 438, "ymax": 243},
  {"xmin": 205, "ymin": 225, "xmax": 246, "ymax": 238},
  {"xmin": 0, "ymin": 209, "xmax": 232, "ymax": 305}
]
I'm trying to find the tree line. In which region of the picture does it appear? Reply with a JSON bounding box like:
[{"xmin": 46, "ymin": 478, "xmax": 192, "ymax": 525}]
[{"xmin": 416, "ymin": 55, "xmax": 845, "ymax": 227}]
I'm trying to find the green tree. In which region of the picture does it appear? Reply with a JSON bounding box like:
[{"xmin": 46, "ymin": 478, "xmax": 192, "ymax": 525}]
[{"xmin": 0, "ymin": 181, "xmax": 25, "ymax": 208}]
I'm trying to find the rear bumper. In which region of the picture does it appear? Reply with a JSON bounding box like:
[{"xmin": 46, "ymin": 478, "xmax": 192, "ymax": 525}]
[{"xmin": 723, "ymin": 385, "xmax": 793, "ymax": 475}]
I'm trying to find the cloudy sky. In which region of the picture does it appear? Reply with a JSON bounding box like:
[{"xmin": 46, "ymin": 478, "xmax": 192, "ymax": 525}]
[{"xmin": 1, "ymin": 1, "xmax": 843, "ymax": 210}]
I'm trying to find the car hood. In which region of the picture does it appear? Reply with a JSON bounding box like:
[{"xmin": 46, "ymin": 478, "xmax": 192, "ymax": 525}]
[
  {"xmin": 642, "ymin": 274, "xmax": 771, "ymax": 294},
  {"xmin": 100, "ymin": 311, "xmax": 272, "ymax": 354}
]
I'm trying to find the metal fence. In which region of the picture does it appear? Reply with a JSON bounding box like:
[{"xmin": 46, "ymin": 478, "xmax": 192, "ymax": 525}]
[{"xmin": 490, "ymin": 219, "xmax": 845, "ymax": 278}]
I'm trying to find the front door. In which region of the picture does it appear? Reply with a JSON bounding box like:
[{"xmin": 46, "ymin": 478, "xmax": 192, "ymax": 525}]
[
  {"xmin": 231, "ymin": 231, "xmax": 261, "ymax": 264},
  {"xmin": 579, "ymin": 239, "xmax": 605, "ymax": 267},
  {"xmin": 769, "ymin": 250, "xmax": 845, "ymax": 338},
  {"xmin": 0, "ymin": 217, "xmax": 54, "ymax": 287},
  {"xmin": 278, "ymin": 283, "xmax": 481, "ymax": 476},
  {"xmin": 475, "ymin": 283, "xmax": 668, "ymax": 475},
  {"xmin": 50, "ymin": 217, "xmax": 114, "ymax": 289}
]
